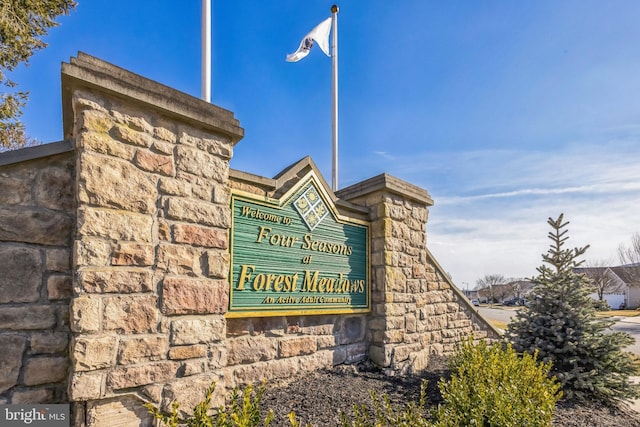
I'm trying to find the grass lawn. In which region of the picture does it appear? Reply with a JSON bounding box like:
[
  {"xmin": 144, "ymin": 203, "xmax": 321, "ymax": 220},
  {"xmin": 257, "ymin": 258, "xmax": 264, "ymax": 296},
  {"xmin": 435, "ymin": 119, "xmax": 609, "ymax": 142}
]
[
  {"xmin": 481, "ymin": 305, "xmax": 640, "ymax": 331},
  {"xmin": 488, "ymin": 309, "xmax": 640, "ymax": 330},
  {"xmin": 597, "ymin": 310, "xmax": 640, "ymax": 318},
  {"xmin": 489, "ymin": 319, "xmax": 509, "ymax": 330}
]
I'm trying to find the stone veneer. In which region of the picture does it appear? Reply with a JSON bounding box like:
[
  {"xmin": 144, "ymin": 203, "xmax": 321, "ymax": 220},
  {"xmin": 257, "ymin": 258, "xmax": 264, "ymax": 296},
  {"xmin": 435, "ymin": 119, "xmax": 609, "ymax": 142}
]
[
  {"xmin": 0, "ymin": 53, "xmax": 498, "ymax": 426},
  {"xmin": 0, "ymin": 143, "xmax": 75, "ymax": 405},
  {"xmin": 62, "ymin": 53, "xmax": 243, "ymax": 426},
  {"xmin": 224, "ymin": 160, "xmax": 380, "ymax": 392},
  {"xmin": 337, "ymin": 175, "xmax": 493, "ymax": 374}
]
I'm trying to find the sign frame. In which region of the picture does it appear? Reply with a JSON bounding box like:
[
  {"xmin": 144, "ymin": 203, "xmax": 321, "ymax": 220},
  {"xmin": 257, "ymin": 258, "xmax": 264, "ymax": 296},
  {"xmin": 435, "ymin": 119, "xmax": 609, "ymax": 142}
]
[{"xmin": 227, "ymin": 172, "xmax": 370, "ymax": 318}]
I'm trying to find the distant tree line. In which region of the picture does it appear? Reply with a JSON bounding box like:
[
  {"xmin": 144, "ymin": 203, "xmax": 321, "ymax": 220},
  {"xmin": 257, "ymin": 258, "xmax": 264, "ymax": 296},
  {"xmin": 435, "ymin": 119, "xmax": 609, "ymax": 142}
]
[{"xmin": 473, "ymin": 232, "xmax": 640, "ymax": 304}]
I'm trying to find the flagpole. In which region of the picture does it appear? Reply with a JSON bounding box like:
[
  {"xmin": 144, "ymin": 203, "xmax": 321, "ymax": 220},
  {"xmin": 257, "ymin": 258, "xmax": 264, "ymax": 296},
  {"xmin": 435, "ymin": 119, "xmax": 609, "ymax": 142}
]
[
  {"xmin": 331, "ymin": 5, "xmax": 339, "ymax": 192},
  {"xmin": 201, "ymin": 0, "xmax": 211, "ymax": 102}
]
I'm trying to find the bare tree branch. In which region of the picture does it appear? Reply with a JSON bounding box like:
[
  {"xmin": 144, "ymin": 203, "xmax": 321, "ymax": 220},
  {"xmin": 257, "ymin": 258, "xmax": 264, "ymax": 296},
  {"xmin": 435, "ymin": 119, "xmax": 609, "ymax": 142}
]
[
  {"xmin": 475, "ymin": 274, "xmax": 506, "ymax": 303},
  {"xmin": 618, "ymin": 233, "xmax": 640, "ymax": 287},
  {"xmin": 580, "ymin": 259, "xmax": 624, "ymax": 300}
]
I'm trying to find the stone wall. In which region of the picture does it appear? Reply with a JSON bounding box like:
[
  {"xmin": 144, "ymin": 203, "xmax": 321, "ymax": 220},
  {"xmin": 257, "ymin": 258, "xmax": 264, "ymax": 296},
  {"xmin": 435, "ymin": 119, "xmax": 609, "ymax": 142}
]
[
  {"xmin": 0, "ymin": 144, "xmax": 75, "ymax": 404},
  {"xmin": 337, "ymin": 176, "xmax": 493, "ymax": 374},
  {"xmin": 223, "ymin": 161, "xmax": 374, "ymax": 390},
  {"xmin": 226, "ymin": 164, "xmax": 497, "ymax": 384},
  {"xmin": 0, "ymin": 53, "xmax": 498, "ymax": 426},
  {"xmin": 62, "ymin": 53, "xmax": 243, "ymax": 425}
]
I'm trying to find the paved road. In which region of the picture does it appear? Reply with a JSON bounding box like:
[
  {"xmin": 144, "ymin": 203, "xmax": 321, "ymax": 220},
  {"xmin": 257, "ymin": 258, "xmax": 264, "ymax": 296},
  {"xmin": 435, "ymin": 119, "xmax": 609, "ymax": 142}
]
[
  {"xmin": 477, "ymin": 306, "xmax": 517, "ymax": 326},
  {"xmin": 477, "ymin": 306, "xmax": 640, "ymax": 355},
  {"xmin": 610, "ymin": 317, "xmax": 640, "ymax": 355}
]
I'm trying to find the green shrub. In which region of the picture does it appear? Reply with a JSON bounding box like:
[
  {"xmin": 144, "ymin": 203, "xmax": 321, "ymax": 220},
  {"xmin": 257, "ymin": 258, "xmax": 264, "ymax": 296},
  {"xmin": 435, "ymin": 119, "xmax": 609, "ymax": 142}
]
[
  {"xmin": 339, "ymin": 381, "xmax": 430, "ymax": 427},
  {"xmin": 592, "ymin": 299, "xmax": 611, "ymax": 311},
  {"xmin": 431, "ymin": 338, "xmax": 561, "ymax": 427},
  {"xmin": 287, "ymin": 412, "xmax": 313, "ymax": 427},
  {"xmin": 145, "ymin": 340, "xmax": 564, "ymax": 427},
  {"xmin": 144, "ymin": 380, "xmax": 274, "ymax": 427}
]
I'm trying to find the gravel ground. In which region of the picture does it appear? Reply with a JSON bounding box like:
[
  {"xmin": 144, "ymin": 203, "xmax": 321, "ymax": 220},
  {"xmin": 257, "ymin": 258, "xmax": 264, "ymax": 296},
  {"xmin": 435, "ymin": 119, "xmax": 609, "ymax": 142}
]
[{"xmin": 260, "ymin": 357, "xmax": 640, "ymax": 427}]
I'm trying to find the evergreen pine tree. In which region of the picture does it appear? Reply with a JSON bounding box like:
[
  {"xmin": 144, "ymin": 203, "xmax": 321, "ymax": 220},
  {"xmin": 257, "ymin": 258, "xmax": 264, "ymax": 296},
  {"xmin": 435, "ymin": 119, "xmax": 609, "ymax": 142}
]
[{"xmin": 507, "ymin": 214, "xmax": 639, "ymax": 402}]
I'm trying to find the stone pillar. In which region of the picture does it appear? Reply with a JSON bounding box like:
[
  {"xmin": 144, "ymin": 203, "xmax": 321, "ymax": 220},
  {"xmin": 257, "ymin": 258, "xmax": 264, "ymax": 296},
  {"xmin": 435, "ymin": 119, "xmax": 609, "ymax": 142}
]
[
  {"xmin": 63, "ymin": 53, "xmax": 243, "ymax": 425},
  {"xmin": 338, "ymin": 174, "xmax": 432, "ymax": 373},
  {"xmin": 338, "ymin": 174, "xmax": 495, "ymax": 374}
]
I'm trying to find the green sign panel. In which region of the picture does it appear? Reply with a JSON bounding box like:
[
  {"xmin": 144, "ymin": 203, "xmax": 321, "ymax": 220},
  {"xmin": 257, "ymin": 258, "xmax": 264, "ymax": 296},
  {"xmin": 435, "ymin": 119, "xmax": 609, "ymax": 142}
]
[{"xmin": 229, "ymin": 177, "xmax": 370, "ymax": 317}]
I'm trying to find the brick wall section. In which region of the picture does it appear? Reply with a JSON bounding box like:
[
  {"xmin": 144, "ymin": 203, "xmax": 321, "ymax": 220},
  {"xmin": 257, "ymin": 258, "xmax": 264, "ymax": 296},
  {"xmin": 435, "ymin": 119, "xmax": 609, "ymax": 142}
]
[
  {"xmin": 337, "ymin": 174, "xmax": 498, "ymax": 374},
  {"xmin": 0, "ymin": 149, "xmax": 75, "ymax": 404}
]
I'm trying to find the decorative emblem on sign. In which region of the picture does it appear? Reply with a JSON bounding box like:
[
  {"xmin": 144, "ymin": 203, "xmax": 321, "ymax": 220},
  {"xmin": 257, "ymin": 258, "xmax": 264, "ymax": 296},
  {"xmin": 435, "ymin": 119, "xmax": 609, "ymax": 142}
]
[
  {"xmin": 229, "ymin": 171, "xmax": 370, "ymax": 318},
  {"xmin": 294, "ymin": 186, "xmax": 329, "ymax": 231}
]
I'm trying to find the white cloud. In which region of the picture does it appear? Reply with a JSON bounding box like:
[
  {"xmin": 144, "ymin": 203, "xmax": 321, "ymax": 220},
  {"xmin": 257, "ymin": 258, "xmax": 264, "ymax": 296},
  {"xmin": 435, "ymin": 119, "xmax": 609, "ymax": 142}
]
[
  {"xmin": 438, "ymin": 181, "xmax": 640, "ymax": 205},
  {"xmin": 415, "ymin": 139, "xmax": 640, "ymax": 287}
]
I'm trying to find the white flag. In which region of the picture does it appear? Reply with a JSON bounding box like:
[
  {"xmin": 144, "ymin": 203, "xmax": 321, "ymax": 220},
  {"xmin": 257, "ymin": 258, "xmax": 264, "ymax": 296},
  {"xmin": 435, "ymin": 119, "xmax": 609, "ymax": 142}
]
[{"xmin": 286, "ymin": 17, "xmax": 332, "ymax": 62}]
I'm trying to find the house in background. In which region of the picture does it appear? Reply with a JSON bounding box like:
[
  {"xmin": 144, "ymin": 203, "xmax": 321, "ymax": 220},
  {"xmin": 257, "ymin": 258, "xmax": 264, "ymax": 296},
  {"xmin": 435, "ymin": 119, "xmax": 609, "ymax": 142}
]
[
  {"xmin": 506, "ymin": 280, "xmax": 536, "ymax": 302},
  {"xmin": 476, "ymin": 280, "xmax": 535, "ymax": 304},
  {"xmin": 575, "ymin": 266, "xmax": 640, "ymax": 309},
  {"xmin": 466, "ymin": 266, "xmax": 640, "ymax": 309}
]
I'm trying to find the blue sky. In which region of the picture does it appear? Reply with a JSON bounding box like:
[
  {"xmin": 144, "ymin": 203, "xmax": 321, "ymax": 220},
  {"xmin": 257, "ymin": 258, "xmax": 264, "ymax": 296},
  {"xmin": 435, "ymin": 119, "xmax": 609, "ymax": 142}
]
[{"xmin": 9, "ymin": 0, "xmax": 640, "ymax": 288}]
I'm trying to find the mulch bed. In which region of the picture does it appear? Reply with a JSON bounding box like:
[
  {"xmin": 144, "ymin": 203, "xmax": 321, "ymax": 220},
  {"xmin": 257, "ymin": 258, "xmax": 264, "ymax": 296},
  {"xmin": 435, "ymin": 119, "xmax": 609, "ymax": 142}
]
[{"xmin": 260, "ymin": 357, "xmax": 640, "ymax": 426}]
